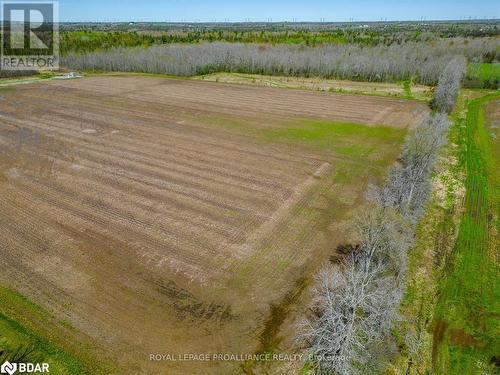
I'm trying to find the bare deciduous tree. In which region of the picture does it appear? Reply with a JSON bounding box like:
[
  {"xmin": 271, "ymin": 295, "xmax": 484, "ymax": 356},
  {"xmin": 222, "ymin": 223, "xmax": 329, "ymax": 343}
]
[
  {"xmin": 301, "ymin": 60, "xmax": 462, "ymax": 373},
  {"xmin": 432, "ymin": 56, "xmax": 467, "ymax": 113},
  {"xmin": 62, "ymin": 38, "xmax": 494, "ymax": 85},
  {"xmin": 298, "ymin": 257, "xmax": 402, "ymax": 375},
  {"xmin": 370, "ymin": 113, "xmax": 450, "ymax": 223}
]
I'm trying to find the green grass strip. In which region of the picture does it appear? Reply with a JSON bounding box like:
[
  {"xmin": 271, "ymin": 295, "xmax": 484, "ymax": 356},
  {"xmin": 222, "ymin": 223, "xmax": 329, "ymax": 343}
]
[
  {"xmin": 433, "ymin": 93, "xmax": 500, "ymax": 374},
  {"xmin": 0, "ymin": 286, "xmax": 110, "ymax": 374}
]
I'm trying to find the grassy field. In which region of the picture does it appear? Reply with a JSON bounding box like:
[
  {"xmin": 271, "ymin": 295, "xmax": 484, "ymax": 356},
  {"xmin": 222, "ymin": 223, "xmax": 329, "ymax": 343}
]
[
  {"xmin": 388, "ymin": 90, "xmax": 499, "ymax": 375},
  {"xmin": 0, "ymin": 76, "xmax": 425, "ymax": 374},
  {"xmin": 432, "ymin": 93, "xmax": 500, "ymax": 374},
  {"xmin": 465, "ymin": 63, "xmax": 500, "ymax": 88}
]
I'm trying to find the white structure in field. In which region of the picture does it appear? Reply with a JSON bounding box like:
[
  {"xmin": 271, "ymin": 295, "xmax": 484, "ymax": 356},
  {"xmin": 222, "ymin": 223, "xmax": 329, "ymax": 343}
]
[{"xmin": 55, "ymin": 72, "xmax": 83, "ymax": 79}]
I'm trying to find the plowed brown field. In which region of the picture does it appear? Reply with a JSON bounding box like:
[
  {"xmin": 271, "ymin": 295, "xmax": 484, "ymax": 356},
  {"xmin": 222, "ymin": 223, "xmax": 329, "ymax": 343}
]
[{"xmin": 0, "ymin": 76, "xmax": 427, "ymax": 374}]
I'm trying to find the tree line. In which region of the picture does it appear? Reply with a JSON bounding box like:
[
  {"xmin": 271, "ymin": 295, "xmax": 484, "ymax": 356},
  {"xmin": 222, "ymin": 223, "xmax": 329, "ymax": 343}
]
[
  {"xmin": 61, "ymin": 38, "xmax": 496, "ymax": 84},
  {"xmin": 58, "ymin": 21, "xmax": 499, "ymax": 54},
  {"xmin": 297, "ymin": 58, "xmax": 466, "ymax": 374},
  {"xmin": 60, "ymin": 30, "xmax": 348, "ymax": 54}
]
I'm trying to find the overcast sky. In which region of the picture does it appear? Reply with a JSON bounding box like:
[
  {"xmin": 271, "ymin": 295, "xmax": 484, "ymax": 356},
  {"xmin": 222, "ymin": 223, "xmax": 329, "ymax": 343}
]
[{"xmin": 57, "ymin": 0, "xmax": 499, "ymax": 22}]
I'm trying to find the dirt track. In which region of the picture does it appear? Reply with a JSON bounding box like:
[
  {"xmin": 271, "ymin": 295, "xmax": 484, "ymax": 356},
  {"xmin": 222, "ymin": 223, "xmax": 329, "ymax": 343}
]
[{"xmin": 0, "ymin": 76, "xmax": 426, "ymax": 374}]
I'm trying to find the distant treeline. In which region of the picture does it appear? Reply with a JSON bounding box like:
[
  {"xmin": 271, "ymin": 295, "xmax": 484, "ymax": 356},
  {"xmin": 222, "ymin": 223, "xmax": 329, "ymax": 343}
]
[
  {"xmin": 60, "ymin": 21, "xmax": 500, "ymax": 54},
  {"xmin": 62, "ymin": 38, "xmax": 499, "ymax": 85}
]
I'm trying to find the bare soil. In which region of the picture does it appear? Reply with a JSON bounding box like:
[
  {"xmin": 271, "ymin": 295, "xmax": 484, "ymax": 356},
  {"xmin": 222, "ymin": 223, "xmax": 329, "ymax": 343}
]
[{"xmin": 0, "ymin": 76, "xmax": 427, "ymax": 374}]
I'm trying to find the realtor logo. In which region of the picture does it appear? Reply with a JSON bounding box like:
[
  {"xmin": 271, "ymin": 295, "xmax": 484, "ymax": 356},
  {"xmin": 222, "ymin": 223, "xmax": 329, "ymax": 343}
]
[
  {"xmin": 1, "ymin": 1, "xmax": 59, "ymax": 70},
  {"xmin": 0, "ymin": 361, "xmax": 17, "ymax": 375}
]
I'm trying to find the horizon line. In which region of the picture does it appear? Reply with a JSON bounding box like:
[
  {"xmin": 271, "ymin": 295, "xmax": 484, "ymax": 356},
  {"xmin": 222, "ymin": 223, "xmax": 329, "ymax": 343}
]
[{"xmin": 54, "ymin": 18, "xmax": 499, "ymax": 24}]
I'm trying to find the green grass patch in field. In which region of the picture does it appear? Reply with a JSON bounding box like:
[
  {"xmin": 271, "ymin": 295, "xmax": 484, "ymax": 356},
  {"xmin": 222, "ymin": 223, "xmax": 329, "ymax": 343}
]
[
  {"xmin": 0, "ymin": 73, "xmax": 56, "ymax": 88},
  {"xmin": 0, "ymin": 286, "xmax": 113, "ymax": 374},
  {"xmin": 197, "ymin": 114, "xmax": 406, "ymax": 164},
  {"xmin": 400, "ymin": 77, "xmax": 416, "ymax": 99},
  {"xmin": 465, "ymin": 63, "xmax": 500, "ymax": 89},
  {"xmin": 261, "ymin": 120, "xmax": 403, "ymax": 144},
  {"xmin": 433, "ymin": 93, "xmax": 500, "ymax": 374},
  {"xmin": 258, "ymin": 120, "xmax": 405, "ymax": 163},
  {"xmin": 0, "ymin": 286, "xmax": 88, "ymax": 374},
  {"xmin": 299, "ymin": 361, "xmax": 315, "ymax": 375}
]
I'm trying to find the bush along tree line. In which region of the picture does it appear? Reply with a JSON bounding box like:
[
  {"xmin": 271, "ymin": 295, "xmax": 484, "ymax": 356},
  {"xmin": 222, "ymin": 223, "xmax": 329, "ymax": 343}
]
[
  {"xmin": 61, "ymin": 38, "xmax": 497, "ymax": 85},
  {"xmin": 297, "ymin": 57, "xmax": 466, "ymax": 374}
]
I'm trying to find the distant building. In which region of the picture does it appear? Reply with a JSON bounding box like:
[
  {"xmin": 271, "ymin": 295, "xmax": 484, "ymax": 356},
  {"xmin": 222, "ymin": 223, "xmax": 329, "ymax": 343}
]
[{"xmin": 54, "ymin": 72, "xmax": 83, "ymax": 80}]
